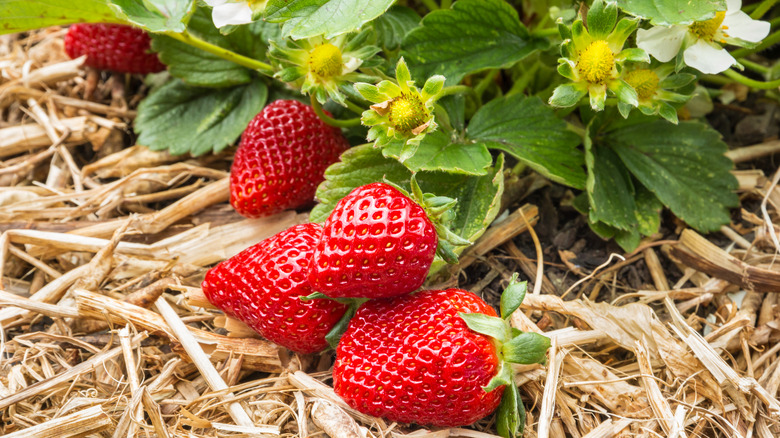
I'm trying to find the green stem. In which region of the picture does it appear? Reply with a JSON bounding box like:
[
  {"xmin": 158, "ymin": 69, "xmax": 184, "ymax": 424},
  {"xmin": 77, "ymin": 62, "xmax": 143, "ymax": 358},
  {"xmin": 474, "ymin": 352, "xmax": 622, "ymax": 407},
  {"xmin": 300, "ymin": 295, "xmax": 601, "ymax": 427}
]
[
  {"xmin": 440, "ymin": 0, "xmax": 452, "ymax": 9},
  {"xmin": 164, "ymin": 30, "xmax": 275, "ymax": 76},
  {"xmin": 474, "ymin": 69, "xmax": 500, "ymax": 101},
  {"xmin": 438, "ymin": 85, "xmax": 471, "ymax": 98},
  {"xmin": 344, "ymin": 99, "xmax": 366, "ymax": 116},
  {"xmin": 420, "ymin": 0, "xmax": 439, "ymax": 11},
  {"xmin": 531, "ymin": 27, "xmax": 560, "ymax": 38},
  {"xmin": 739, "ymin": 58, "xmax": 770, "ymax": 75},
  {"xmin": 751, "ymin": 0, "xmax": 779, "ymax": 19},
  {"xmin": 700, "ymin": 74, "xmax": 732, "ymax": 86},
  {"xmin": 722, "ymin": 69, "xmax": 780, "ymax": 90},
  {"xmin": 731, "ymin": 28, "xmax": 780, "ymax": 58},
  {"xmin": 506, "ymin": 62, "xmax": 540, "ymax": 97},
  {"xmin": 310, "ymin": 95, "xmax": 362, "ymax": 128}
]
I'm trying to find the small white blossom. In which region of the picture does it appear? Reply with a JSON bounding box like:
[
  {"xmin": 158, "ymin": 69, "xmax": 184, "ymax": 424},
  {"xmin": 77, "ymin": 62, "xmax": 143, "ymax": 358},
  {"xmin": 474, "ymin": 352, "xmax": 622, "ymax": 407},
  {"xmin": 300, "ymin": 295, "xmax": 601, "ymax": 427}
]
[
  {"xmin": 636, "ymin": 0, "xmax": 770, "ymax": 74},
  {"xmin": 204, "ymin": 0, "xmax": 264, "ymax": 28}
]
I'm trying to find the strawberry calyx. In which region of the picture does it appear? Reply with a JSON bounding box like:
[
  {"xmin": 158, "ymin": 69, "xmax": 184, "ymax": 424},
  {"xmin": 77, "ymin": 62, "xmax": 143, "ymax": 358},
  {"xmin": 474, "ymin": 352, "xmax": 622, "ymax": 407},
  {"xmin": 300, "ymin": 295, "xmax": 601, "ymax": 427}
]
[
  {"xmin": 301, "ymin": 292, "xmax": 369, "ymax": 348},
  {"xmin": 458, "ymin": 274, "xmax": 551, "ymax": 438}
]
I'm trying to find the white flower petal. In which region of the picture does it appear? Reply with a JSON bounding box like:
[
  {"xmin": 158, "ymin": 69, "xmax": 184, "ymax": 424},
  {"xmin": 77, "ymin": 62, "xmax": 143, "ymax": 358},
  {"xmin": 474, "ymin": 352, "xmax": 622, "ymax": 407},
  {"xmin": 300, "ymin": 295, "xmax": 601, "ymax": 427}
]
[
  {"xmin": 722, "ymin": 11, "xmax": 770, "ymax": 43},
  {"xmin": 211, "ymin": 1, "xmax": 253, "ymax": 28},
  {"xmin": 204, "ymin": 0, "xmax": 230, "ymax": 6},
  {"xmin": 683, "ymin": 40, "xmax": 736, "ymax": 74},
  {"xmin": 342, "ymin": 56, "xmax": 362, "ymax": 75},
  {"xmin": 726, "ymin": 0, "xmax": 742, "ymax": 14},
  {"xmin": 636, "ymin": 26, "xmax": 687, "ymax": 62}
]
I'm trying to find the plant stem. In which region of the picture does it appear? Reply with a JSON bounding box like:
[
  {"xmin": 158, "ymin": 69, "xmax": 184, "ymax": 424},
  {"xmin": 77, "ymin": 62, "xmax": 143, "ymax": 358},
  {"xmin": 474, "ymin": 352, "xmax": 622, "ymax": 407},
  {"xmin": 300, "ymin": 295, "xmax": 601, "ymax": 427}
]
[
  {"xmin": 506, "ymin": 62, "xmax": 540, "ymax": 97},
  {"xmin": 739, "ymin": 58, "xmax": 770, "ymax": 75},
  {"xmin": 438, "ymin": 85, "xmax": 471, "ymax": 98},
  {"xmin": 310, "ymin": 95, "xmax": 362, "ymax": 128},
  {"xmin": 531, "ymin": 27, "xmax": 560, "ymax": 38},
  {"xmin": 474, "ymin": 69, "xmax": 500, "ymax": 102},
  {"xmin": 440, "ymin": 0, "xmax": 452, "ymax": 9},
  {"xmin": 420, "ymin": 0, "xmax": 439, "ymax": 11},
  {"xmin": 344, "ymin": 99, "xmax": 366, "ymax": 116},
  {"xmin": 722, "ymin": 69, "xmax": 780, "ymax": 90},
  {"xmin": 731, "ymin": 28, "xmax": 780, "ymax": 58},
  {"xmin": 164, "ymin": 30, "xmax": 275, "ymax": 77},
  {"xmin": 751, "ymin": 0, "xmax": 779, "ymax": 19}
]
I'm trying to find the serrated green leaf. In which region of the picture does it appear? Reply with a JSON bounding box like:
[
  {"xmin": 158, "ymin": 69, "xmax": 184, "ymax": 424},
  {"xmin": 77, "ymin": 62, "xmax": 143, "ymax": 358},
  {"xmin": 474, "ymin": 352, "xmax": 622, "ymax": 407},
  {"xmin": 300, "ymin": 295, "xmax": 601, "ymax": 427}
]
[
  {"xmin": 468, "ymin": 95, "xmax": 586, "ymax": 189},
  {"xmin": 603, "ymin": 119, "xmax": 738, "ymax": 232},
  {"xmin": 264, "ymin": 0, "xmax": 395, "ymax": 39},
  {"xmin": 152, "ymin": 8, "xmax": 269, "ymax": 87},
  {"xmin": 372, "ymin": 5, "xmax": 420, "ymax": 52},
  {"xmin": 503, "ymin": 332, "xmax": 551, "ymax": 364},
  {"xmin": 635, "ymin": 186, "xmax": 663, "ymax": 236},
  {"xmin": 383, "ymin": 131, "xmax": 492, "ymax": 176},
  {"xmin": 109, "ymin": 0, "xmax": 194, "ymax": 33},
  {"xmin": 496, "ymin": 382, "xmax": 525, "ymax": 438},
  {"xmin": 617, "ymin": 0, "xmax": 726, "ymax": 25},
  {"xmin": 585, "ymin": 139, "xmax": 637, "ymax": 231},
  {"xmin": 459, "ymin": 313, "xmax": 508, "ymax": 342},
  {"xmin": 135, "ymin": 78, "xmax": 267, "ymax": 156},
  {"xmin": 401, "ymin": 0, "xmax": 548, "ymax": 85},
  {"xmin": 0, "ymin": 0, "xmax": 125, "ymax": 35}
]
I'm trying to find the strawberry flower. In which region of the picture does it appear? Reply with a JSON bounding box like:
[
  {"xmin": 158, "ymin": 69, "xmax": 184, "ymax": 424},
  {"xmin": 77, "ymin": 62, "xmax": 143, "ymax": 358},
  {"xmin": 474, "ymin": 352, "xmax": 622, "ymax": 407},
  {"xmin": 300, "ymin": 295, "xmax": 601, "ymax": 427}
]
[
  {"xmin": 617, "ymin": 65, "xmax": 696, "ymax": 123},
  {"xmin": 203, "ymin": 0, "xmax": 266, "ymax": 28},
  {"xmin": 270, "ymin": 30, "xmax": 379, "ymax": 106},
  {"xmin": 354, "ymin": 58, "xmax": 445, "ymax": 161},
  {"xmin": 550, "ymin": 0, "xmax": 649, "ymax": 111},
  {"xmin": 636, "ymin": 0, "xmax": 770, "ymax": 74}
]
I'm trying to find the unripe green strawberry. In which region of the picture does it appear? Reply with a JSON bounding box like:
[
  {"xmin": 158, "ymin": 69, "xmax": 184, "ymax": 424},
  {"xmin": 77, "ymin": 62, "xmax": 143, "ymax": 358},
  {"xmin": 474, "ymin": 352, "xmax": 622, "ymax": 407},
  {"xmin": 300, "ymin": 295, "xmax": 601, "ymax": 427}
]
[
  {"xmin": 202, "ymin": 223, "xmax": 348, "ymax": 354},
  {"xmin": 333, "ymin": 288, "xmax": 503, "ymax": 426}
]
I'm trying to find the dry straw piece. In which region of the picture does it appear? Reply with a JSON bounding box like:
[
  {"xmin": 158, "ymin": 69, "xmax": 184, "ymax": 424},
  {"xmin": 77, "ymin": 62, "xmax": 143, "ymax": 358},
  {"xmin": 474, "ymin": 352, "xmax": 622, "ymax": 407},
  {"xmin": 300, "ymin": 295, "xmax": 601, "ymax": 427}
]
[{"xmin": 2, "ymin": 27, "xmax": 780, "ymax": 438}]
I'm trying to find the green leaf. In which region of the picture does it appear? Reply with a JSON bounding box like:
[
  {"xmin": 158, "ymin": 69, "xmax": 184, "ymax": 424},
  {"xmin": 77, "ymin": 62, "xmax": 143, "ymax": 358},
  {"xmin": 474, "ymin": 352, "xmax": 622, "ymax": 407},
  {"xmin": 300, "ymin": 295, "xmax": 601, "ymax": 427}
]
[
  {"xmin": 135, "ymin": 78, "xmax": 268, "ymax": 156},
  {"xmin": 617, "ymin": 0, "xmax": 726, "ymax": 25},
  {"xmin": 549, "ymin": 83, "xmax": 588, "ymax": 108},
  {"xmin": 372, "ymin": 5, "xmax": 420, "ymax": 52},
  {"xmin": 264, "ymin": 0, "xmax": 395, "ymax": 39},
  {"xmin": 151, "ymin": 8, "xmax": 268, "ymax": 87},
  {"xmin": 468, "ymin": 95, "xmax": 586, "ymax": 189},
  {"xmin": 459, "ymin": 313, "xmax": 508, "ymax": 342},
  {"xmin": 503, "ymin": 332, "xmax": 551, "ymax": 364},
  {"xmin": 585, "ymin": 138, "xmax": 637, "ymax": 231},
  {"xmin": 109, "ymin": 0, "xmax": 195, "ymax": 33},
  {"xmin": 635, "ymin": 186, "xmax": 663, "ymax": 237},
  {"xmin": 312, "ymin": 145, "xmax": 504, "ymax": 260},
  {"xmin": 383, "ymin": 131, "xmax": 492, "ymax": 176},
  {"xmin": 0, "ymin": 0, "xmax": 124, "ymax": 35},
  {"xmin": 602, "ymin": 119, "xmax": 738, "ymax": 231},
  {"xmin": 496, "ymin": 383, "xmax": 525, "ymax": 438},
  {"xmin": 587, "ymin": 0, "xmax": 618, "ymax": 40},
  {"xmin": 500, "ymin": 275, "xmax": 527, "ymax": 320},
  {"xmin": 401, "ymin": 0, "xmax": 548, "ymax": 85}
]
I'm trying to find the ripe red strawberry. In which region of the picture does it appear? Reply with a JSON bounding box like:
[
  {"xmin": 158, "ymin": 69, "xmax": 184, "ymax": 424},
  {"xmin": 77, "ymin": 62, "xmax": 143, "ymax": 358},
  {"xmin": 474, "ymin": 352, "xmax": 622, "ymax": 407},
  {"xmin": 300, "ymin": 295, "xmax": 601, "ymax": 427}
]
[
  {"xmin": 64, "ymin": 24, "xmax": 165, "ymax": 74},
  {"xmin": 201, "ymin": 223, "xmax": 348, "ymax": 354},
  {"xmin": 308, "ymin": 182, "xmax": 437, "ymax": 299},
  {"xmin": 333, "ymin": 288, "xmax": 503, "ymax": 427},
  {"xmin": 230, "ymin": 100, "xmax": 349, "ymax": 218}
]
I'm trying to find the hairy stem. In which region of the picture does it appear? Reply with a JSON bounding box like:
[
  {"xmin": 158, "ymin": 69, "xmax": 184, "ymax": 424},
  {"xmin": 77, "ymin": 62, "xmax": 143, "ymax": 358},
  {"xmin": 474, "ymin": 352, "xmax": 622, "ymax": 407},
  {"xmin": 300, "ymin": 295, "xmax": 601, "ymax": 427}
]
[
  {"xmin": 163, "ymin": 30, "xmax": 275, "ymax": 76},
  {"xmin": 310, "ymin": 95, "xmax": 362, "ymax": 128},
  {"xmin": 722, "ymin": 69, "xmax": 780, "ymax": 90}
]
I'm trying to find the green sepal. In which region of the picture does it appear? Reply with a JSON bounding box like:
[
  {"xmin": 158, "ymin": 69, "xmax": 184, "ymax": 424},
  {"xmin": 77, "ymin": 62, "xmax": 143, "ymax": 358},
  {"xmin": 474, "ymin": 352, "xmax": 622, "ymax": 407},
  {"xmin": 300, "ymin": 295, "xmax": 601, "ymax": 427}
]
[
  {"xmin": 436, "ymin": 241, "xmax": 460, "ymax": 264},
  {"xmin": 617, "ymin": 101, "xmax": 633, "ymax": 119},
  {"xmin": 660, "ymin": 73, "xmax": 696, "ymax": 89},
  {"xmin": 607, "ymin": 18, "xmax": 638, "ymax": 50},
  {"xmin": 587, "ymin": 0, "xmax": 617, "ymax": 40},
  {"xmin": 658, "ymin": 102, "xmax": 679, "ymax": 124},
  {"xmin": 500, "ymin": 274, "xmax": 527, "ymax": 320},
  {"xmin": 459, "ymin": 313, "xmax": 509, "ymax": 343},
  {"xmin": 422, "ymin": 75, "xmax": 446, "ymax": 101},
  {"xmin": 324, "ymin": 301, "xmax": 363, "ymax": 348},
  {"xmin": 609, "ymin": 79, "xmax": 638, "ymax": 107},
  {"xmin": 395, "ymin": 57, "xmax": 412, "ymax": 87},
  {"xmin": 616, "ymin": 47, "xmax": 650, "ymax": 63},
  {"xmin": 557, "ymin": 18, "xmax": 572, "ymax": 40},
  {"xmin": 503, "ymin": 332, "xmax": 551, "ymax": 364},
  {"xmin": 299, "ymin": 292, "xmax": 332, "ymax": 301},
  {"xmin": 549, "ymin": 83, "xmax": 588, "ymax": 108},
  {"xmin": 483, "ymin": 361, "xmax": 513, "ymax": 392},
  {"xmin": 496, "ymin": 383, "xmax": 525, "ymax": 438},
  {"xmin": 354, "ymin": 83, "xmax": 386, "ymax": 103}
]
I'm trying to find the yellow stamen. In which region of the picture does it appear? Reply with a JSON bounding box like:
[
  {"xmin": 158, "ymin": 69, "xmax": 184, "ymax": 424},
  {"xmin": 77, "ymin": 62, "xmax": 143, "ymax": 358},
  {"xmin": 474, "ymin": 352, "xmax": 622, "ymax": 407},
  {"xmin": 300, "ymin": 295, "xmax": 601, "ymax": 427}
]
[
  {"xmin": 308, "ymin": 43, "xmax": 343, "ymax": 79},
  {"xmin": 388, "ymin": 93, "xmax": 428, "ymax": 133},
  {"xmin": 689, "ymin": 11, "xmax": 726, "ymax": 41},
  {"xmin": 624, "ymin": 69, "xmax": 660, "ymax": 100},
  {"xmin": 577, "ymin": 40, "xmax": 615, "ymax": 84}
]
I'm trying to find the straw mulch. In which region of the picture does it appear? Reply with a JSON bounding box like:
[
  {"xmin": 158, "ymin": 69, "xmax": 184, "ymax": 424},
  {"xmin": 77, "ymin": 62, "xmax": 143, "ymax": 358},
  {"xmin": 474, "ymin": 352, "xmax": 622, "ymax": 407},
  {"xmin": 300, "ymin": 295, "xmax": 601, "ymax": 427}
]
[{"xmin": 2, "ymin": 28, "xmax": 780, "ymax": 438}]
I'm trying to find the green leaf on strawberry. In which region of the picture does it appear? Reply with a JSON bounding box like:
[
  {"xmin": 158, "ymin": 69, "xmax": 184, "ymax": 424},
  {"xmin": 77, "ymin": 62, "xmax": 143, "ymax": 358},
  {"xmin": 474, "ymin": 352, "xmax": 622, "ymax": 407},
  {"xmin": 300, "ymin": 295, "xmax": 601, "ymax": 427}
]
[
  {"xmin": 135, "ymin": 78, "xmax": 268, "ymax": 155},
  {"xmin": 0, "ymin": 0, "xmax": 125, "ymax": 35},
  {"xmin": 109, "ymin": 0, "xmax": 195, "ymax": 33},
  {"xmin": 264, "ymin": 0, "xmax": 396, "ymax": 40}
]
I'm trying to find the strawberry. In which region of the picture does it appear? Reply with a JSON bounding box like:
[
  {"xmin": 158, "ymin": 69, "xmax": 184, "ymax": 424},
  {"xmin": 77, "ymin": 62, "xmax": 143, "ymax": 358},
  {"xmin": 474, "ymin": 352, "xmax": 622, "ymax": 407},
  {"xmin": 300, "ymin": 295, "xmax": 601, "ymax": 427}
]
[
  {"xmin": 230, "ymin": 100, "xmax": 349, "ymax": 218},
  {"xmin": 201, "ymin": 223, "xmax": 348, "ymax": 354},
  {"xmin": 308, "ymin": 182, "xmax": 437, "ymax": 299},
  {"xmin": 333, "ymin": 288, "xmax": 504, "ymax": 427},
  {"xmin": 64, "ymin": 24, "xmax": 166, "ymax": 74}
]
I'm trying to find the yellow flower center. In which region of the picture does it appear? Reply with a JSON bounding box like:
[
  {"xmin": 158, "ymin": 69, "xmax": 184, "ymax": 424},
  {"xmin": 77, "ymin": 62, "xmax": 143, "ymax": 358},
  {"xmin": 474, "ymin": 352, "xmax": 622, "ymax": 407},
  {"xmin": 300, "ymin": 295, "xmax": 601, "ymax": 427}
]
[
  {"xmin": 577, "ymin": 40, "xmax": 615, "ymax": 84},
  {"xmin": 389, "ymin": 93, "xmax": 428, "ymax": 133},
  {"xmin": 308, "ymin": 43, "xmax": 343, "ymax": 79},
  {"xmin": 624, "ymin": 69, "xmax": 660, "ymax": 100},
  {"xmin": 689, "ymin": 11, "xmax": 726, "ymax": 41}
]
